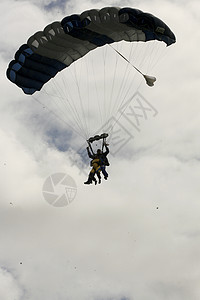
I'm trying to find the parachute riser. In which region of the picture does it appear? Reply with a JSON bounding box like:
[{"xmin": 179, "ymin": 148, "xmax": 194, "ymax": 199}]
[
  {"xmin": 87, "ymin": 133, "xmax": 108, "ymax": 154},
  {"xmin": 87, "ymin": 140, "xmax": 95, "ymax": 156},
  {"xmin": 102, "ymin": 136, "xmax": 107, "ymax": 151}
]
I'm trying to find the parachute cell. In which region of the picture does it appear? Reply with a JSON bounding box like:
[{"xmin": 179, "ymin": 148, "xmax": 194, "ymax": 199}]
[{"xmin": 6, "ymin": 7, "xmax": 176, "ymax": 95}]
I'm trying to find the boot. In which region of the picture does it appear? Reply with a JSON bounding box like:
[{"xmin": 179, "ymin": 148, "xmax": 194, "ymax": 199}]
[
  {"xmin": 84, "ymin": 176, "xmax": 92, "ymax": 184},
  {"xmin": 84, "ymin": 179, "xmax": 92, "ymax": 184},
  {"xmin": 84, "ymin": 172, "xmax": 95, "ymax": 185}
]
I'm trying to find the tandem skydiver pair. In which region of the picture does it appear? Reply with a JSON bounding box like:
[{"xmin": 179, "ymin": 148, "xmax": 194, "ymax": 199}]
[{"xmin": 84, "ymin": 133, "xmax": 110, "ymax": 185}]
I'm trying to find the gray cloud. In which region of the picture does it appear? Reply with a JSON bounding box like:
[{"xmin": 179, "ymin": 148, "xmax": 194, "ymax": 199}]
[{"xmin": 0, "ymin": 267, "xmax": 25, "ymax": 300}]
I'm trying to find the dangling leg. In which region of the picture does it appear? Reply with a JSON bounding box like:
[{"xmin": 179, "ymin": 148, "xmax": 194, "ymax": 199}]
[
  {"xmin": 92, "ymin": 172, "xmax": 97, "ymax": 185},
  {"xmin": 84, "ymin": 168, "xmax": 95, "ymax": 185},
  {"xmin": 94, "ymin": 165, "xmax": 101, "ymax": 184},
  {"xmin": 91, "ymin": 162, "xmax": 101, "ymax": 184},
  {"xmin": 96, "ymin": 171, "xmax": 101, "ymax": 184},
  {"xmin": 101, "ymin": 166, "xmax": 108, "ymax": 180}
]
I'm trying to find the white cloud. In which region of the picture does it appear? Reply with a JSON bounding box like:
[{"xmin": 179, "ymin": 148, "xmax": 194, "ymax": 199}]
[{"xmin": 1, "ymin": 1, "xmax": 200, "ymax": 299}]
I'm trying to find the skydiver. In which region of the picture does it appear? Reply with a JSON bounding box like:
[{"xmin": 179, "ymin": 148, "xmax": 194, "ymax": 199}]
[
  {"xmin": 84, "ymin": 152, "xmax": 101, "ymax": 185},
  {"xmin": 96, "ymin": 142, "xmax": 110, "ymax": 180}
]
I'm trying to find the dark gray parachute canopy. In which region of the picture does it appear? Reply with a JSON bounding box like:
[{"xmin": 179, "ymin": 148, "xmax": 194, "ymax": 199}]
[{"xmin": 6, "ymin": 7, "xmax": 176, "ymax": 95}]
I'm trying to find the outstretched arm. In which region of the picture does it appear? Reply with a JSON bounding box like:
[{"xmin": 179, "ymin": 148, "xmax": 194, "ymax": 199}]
[{"xmin": 103, "ymin": 144, "xmax": 109, "ymax": 156}]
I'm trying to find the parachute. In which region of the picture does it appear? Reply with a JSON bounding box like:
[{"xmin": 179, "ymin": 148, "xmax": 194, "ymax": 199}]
[{"xmin": 6, "ymin": 7, "xmax": 176, "ymax": 141}]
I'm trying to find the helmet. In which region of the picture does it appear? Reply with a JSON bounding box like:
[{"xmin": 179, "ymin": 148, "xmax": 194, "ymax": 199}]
[{"xmin": 97, "ymin": 149, "xmax": 102, "ymax": 155}]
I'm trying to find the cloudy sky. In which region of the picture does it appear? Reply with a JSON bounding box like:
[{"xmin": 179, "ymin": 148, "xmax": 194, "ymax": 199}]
[{"xmin": 1, "ymin": 0, "xmax": 200, "ymax": 299}]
